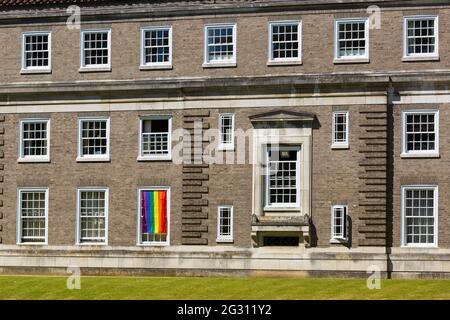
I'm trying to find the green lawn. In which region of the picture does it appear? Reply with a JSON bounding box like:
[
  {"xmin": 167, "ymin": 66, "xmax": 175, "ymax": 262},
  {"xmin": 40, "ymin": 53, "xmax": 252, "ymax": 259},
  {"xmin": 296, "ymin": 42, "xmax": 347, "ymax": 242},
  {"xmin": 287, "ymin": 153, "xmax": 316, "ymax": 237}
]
[{"xmin": 0, "ymin": 275, "xmax": 449, "ymax": 300}]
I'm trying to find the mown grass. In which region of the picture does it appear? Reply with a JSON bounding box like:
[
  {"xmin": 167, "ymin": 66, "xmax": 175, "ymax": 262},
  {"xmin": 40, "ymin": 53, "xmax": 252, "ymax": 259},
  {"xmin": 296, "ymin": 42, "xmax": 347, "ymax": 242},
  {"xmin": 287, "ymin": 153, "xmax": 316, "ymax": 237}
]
[{"xmin": 0, "ymin": 275, "xmax": 449, "ymax": 300}]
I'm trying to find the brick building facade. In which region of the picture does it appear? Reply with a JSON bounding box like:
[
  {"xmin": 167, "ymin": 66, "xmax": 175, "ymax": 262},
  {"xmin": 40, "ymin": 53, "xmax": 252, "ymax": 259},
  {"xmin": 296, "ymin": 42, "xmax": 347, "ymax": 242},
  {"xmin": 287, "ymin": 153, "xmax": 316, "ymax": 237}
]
[{"xmin": 0, "ymin": 0, "xmax": 449, "ymax": 278}]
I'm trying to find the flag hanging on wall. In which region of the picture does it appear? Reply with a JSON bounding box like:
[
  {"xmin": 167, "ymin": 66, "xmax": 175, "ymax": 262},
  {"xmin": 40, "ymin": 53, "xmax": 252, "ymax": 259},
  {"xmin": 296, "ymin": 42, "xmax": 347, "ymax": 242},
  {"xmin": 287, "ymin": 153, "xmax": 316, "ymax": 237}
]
[{"xmin": 141, "ymin": 190, "xmax": 167, "ymax": 234}]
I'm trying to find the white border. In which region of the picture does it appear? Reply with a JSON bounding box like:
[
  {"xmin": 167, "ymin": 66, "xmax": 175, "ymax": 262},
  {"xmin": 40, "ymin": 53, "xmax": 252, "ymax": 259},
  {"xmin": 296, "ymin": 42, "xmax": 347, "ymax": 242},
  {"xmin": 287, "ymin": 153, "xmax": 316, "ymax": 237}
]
[
  {"xmin": 401, "ymin": 185, "xmax": 438, "ymax": 248},
  {"xmin": 136, "ymin": 186, "xmax": 171, "ymax": 246},
  {"xmin": 267, "ymin": 20, "xmax": 302, "ymax": 65},
  {"xmin": 217, "ymin": 113, "xmax": 235, "ymax": 151},
  {"xmin": 401, "ymin": 109, "xmax": 439, "ymax": 158},
  {"xmin": 76, "ymin": 187, "xmax": 109, "ymax": 245},
  {"xmin": 403, "ymin": 15, "xmax": 439, "ymax": 62},
  {"xmin": 77, "ymin": 116, "xmax": 110, "ymax": 162},
  {"xmin": 140, "ymin": 26, "xmax": 173, "ymax": 70},
  {"xmin": 216, "ymin": 205, "xmax": 234, "ymax": 243},
  {"xmin": 137, "ymin": 115, "xmax": 172, "ymax": 161},
  {"xmin": 79, "ymin": 29, "xmax": 112, "ymax": 72},
  {"xmin": 334, "ymin": 18, "xmax": 369, "ymax": 63},
  {"xmin": 16, "ymin": 187, "xmax": 49, "ymax": 245},
  {"xmin": 331, "ymin": 111, "xmax": 349, "ymax": 149},
  {"xmin": 21, "ymin": 31, "xmax": 52, "ymax": 74},
  {"xmin": 330, "ymin": 204, "xmax": 348, "ymax": 242},
  {"xmin": 18, "ymin": 118, "xmax": 51, "ymax": 163},
  {"xmin": 264, "ymin": 145, "xmax": 301, "ymax": 210},
  {"xmin": 203, "ymin": 23, "xmax": 237, "ymax": 67}
]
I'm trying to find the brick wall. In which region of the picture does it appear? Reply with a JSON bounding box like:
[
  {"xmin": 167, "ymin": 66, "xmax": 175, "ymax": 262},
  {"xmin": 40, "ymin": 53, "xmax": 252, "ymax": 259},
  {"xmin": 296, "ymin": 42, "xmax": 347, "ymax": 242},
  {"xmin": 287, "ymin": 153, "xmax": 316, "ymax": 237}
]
[{"xmin": 0, "ymin": 8, "xmax": 448, "ymax": 84}]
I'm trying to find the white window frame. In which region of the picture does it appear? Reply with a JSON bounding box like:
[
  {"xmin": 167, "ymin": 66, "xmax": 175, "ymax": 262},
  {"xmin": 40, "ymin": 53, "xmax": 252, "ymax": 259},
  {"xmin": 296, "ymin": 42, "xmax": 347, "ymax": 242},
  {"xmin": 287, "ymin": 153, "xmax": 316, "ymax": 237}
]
[
  {"xmin": 403, "ymin": 15, "xmax": 439, "ymax": 62},
  {"xmin": 80, "ymin": 29, "xmax": 112, "ymax": 72},
  {"xmin": 76, "ymin": 187, "xmax": 109, "ymax": 245},
  {"xmin": 218, "ymin": 113, "xmax": 235, "ymax": 151},
  {"xmin": 334, "ymin": 18, "xmax": 369, "ymax": 63},
  {"xmin": 203, "ymin": 23, "xmax": 237, "ymax": 67},
  {"xmin": 268, "ymin": 20, "xmax": 302, "ymax": 65},
  {"xmin": 18, "ymin": 118, "xmax": 51, "ymax": 163},
  {"xmin": 21, "ymin": 31, "xmax": 52, "ymax": 73},
  {"xmin": 401, "ymin": 110, "xmax": 439, "ymax": 158},
  {"xmin": 16, "ymin": 188, "xmax": 49, "ymax": 245},
  {"xmin": 217, "ymin": 205, "xmax": 233, "ymax": 243},
  {"xmin": 401, "ymin": 185, "xmax": 438, "ymax": 248},
  {"xmin": 331, "ymin": 111, "xmax": 349, "ymax": 149},
  {"xmin": 77, "ymin": 117, "xmax": 110, "ymax": 162},
  {"xmin": 140, "ymin": 26, "xmax": 172, "ymax": 70},
  {"xmin": 264, "ymin": 145, "xmax": 301, "ymax": 210},
  {"xmin": 137, "ymin": 115, "xmax": 172, "ymax": 161},
  {"xmin": 136, "ymin": 186, "xmax": 171, "ymax": 246},
  {"xmin": 331, "ymin": 205, "xmax": 348, "ymax": 242}
]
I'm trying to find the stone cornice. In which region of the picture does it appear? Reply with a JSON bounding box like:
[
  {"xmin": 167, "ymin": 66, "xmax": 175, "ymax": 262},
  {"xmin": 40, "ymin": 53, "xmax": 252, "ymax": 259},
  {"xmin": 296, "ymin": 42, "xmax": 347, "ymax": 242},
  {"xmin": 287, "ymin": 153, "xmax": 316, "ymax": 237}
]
[
  {"xmin": 0, "ymin": 72, "xmax": 449, "ymax": 96},
  {"xmin": 0, "ymin": 0, "xmax": 448, "ymax": 25}
]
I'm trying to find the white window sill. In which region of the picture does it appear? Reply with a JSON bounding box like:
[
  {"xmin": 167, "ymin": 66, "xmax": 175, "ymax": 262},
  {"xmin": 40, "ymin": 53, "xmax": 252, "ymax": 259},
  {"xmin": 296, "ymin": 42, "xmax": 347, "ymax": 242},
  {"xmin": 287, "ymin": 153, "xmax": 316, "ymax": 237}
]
[
  {"xmin": 17, "ymin": 242, "xmax": 47, "ymax": 246},
  {"xmin": 18, "ymin": 157, "xmax": 50, "ymax": 163},
  {"xmin": 136, "ymin": 243, "xmax": 170, "ymax": 247},
  {"xmin": 333, "ymin": 57, "xmax": 369, "ymax": 64},
  {"xmin": 217, "ymin": 144, "xmax": 235, "ymax": 151},
  {"xmin": 137, "ymin": 155, "xmax": 172, "ymax": 161},
  {"xmin": 267, "ymin": 60, "xmax": 302, "ymax": 66},
  {"xmin": 21, "ymin": 68, "xmax": 51, "ymax": 74},
  {"xmin": 264, "ymin": 206, "xmax": 301, "ymax": 212},
  {"xmin": 79, "ymin": 66, "xmax": 111, "ymax": 73},
  {"xmin": 401, "ymin": 244, "xmax": 438, "ymax": 248},
  {"xmin": 216, "ymin": 238, "xmax": 234, "ymax": 243},
  {"xmin": 140, "ymin": 64, "xmax": 172, "ymax": 71},
  {"xmin": 202, "ymin": 62, "xmax": 237, "ymax": 68},
  {"xmin": 76, "ymin": 242, "xmax": 108, "ymax": 246},
  {"xmin": 76, "ymin": 156, "xmax": 110, "ymax": 162},
  {"xmin": 400, "ymin": 152, "xmax": 439, "ymax": 158},
  {"xmin": 331, "ymin": 143, "xmax": 349, "ymax": 150},
  {"xmin": 330, "ymin": 238, "xmax": 348, "ymax": 244},
  {"xmin": 402, "ymin": 55, "xmax": 439, "ymax": 62}
]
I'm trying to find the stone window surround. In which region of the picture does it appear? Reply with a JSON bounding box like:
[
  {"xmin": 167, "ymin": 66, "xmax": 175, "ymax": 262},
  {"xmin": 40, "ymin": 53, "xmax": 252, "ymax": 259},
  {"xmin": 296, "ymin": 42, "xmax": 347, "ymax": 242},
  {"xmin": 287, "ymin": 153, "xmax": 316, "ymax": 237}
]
[
  {"xmin": 401, "ymin": 109, "xmax": 439, "ymax": 158},
  {"xmin": 252, "ymin": 125, "xmax": 311, "ymax": 218}
]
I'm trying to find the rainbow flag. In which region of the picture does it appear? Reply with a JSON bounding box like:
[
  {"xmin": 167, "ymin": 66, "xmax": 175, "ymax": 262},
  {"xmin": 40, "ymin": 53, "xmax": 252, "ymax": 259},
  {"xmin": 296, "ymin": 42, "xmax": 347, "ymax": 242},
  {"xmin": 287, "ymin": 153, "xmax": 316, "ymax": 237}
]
[{"xmin": 141, "ymin": 190, "xmax": 167, "ymax": 234}]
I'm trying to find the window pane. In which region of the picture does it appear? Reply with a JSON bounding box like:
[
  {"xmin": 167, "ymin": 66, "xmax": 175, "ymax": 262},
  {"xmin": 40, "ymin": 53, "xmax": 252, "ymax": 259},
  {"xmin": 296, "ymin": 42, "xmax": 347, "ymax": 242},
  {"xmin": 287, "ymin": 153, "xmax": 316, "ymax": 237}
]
[
  {"xmin": 271, "ymin": 23, "xmax": 300, "ymax": 60},
  {"xmin": 206, "ymin": 26, "xmax": 235, "ymax": 62},
  {"xmin": 24, "ymin": 34, "xmax": 50, "ymax": 68},
  {"xmin": 141, "ymin": 119, "xmax": 170, "ymax": 156},
  {"xmin": 406, "ymin": 18, "xmax": 437, "ymax": 55},
  {"xmin": 405, "ymin": 113, "xmax": 436, "ymax": 152},
  {"xmin": 20, "ymin": 191, "xmax": 46, "ymax": 243},
  {"xmin": 143, "ymin": 28, "xmax": 171, "ymax": 64},
  {"xmin": 79, "ymin": 190, "xmax": 107, "ymax": 243},
  {"xmin": 337, "ymin": 21, "xmax": 366, "ymax": 58},
  {"xmin": 80, "ymin": 120, "xmax": 108, "ymax": 156},
  {"xmin": 267, "ymin": 148, "xmax": 299, "ymax": 206},
  {"xmin": 22, "ymin": 121, "xmax": 48, "ymax": 158},
  {"xmin": 83, "ymin": 31, "xmax": 109, "ymax": 66},
  {"xmin": 404, "ymin": 188, "xmax": 435, "ymax": 245}
]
